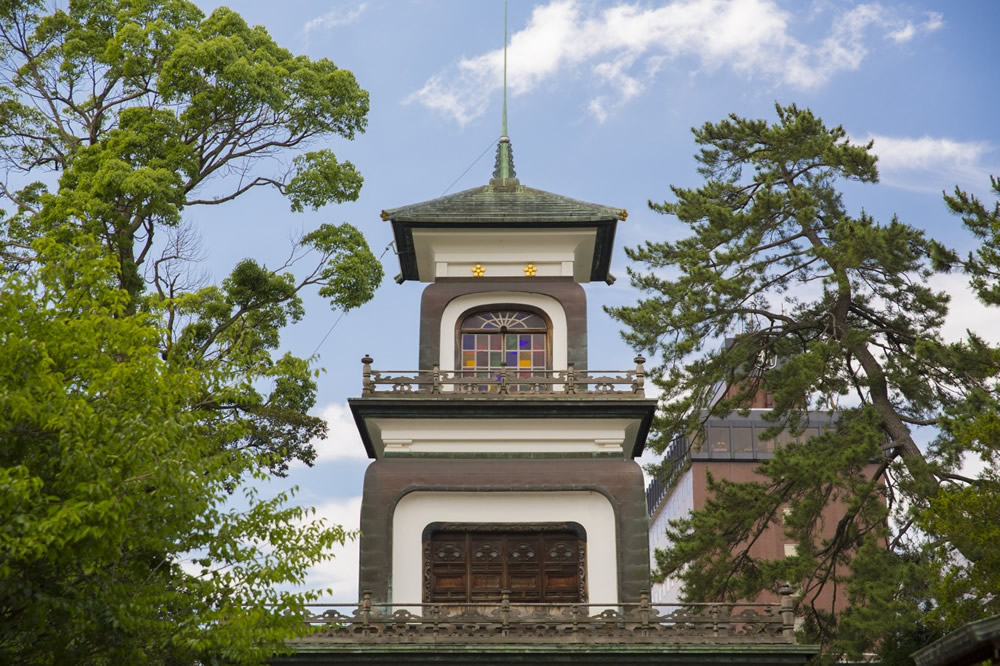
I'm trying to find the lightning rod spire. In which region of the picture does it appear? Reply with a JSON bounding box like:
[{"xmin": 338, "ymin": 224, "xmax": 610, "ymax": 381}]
[{"xmin": 492, "ymin": 0, "xmax": 517, "ymax": 184}]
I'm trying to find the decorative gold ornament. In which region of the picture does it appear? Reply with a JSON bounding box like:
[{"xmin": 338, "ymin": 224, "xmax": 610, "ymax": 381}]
[
  {"xmin": 472, "ymin": 263, "xmax": 486, "ymax": 277},
  {"xmin": 523, "ymin": 263, "xmax": 537, "ymax": 277}
]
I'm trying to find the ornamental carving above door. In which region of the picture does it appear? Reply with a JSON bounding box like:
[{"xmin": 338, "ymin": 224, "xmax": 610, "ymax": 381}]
[{"xmin": 423, "ymin": 523, "xmax": 586, "ymax": 603}]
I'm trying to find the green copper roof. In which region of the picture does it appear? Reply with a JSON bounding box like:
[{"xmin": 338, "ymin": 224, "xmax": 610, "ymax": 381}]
[
  {"xmin": 492, "ymin": 136, "xmax": 516, "ymax": 181},
  {"xmin": 381, "ymin": 183, "xmax": 627, "ymax": 225}
]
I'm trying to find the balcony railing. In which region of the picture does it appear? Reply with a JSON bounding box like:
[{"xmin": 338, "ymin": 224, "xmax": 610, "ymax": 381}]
[
  {"xmin": 295, "ymin": 590, "xmax": 796, "ymax": 645},
  {"xmin": 359, "ymin": 355, "xmax": 649, "ymax": 397}
]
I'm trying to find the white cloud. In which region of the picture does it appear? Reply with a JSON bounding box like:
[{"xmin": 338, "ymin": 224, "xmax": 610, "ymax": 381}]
[
  {"xmin": 929, "ymin": 272, "xmax": 1000, "ymax": 346},
  {"xmin": 308, "ymin": 402, "xmax": 369, "ymax": 463},
  {"xmin": 865, "ymin": 134, "xmax": 995, "ymax": 192},
  {"xmin": 303, "ymin": 2, "xmax": 367, "ymax": 33},
  {"xmin": 406, "ymin": 0, "xmax": 941, "ymax": 125},
  {"xmin": 888, "ymin": 11, "xmax": 943, "ymax": 43},
  {"xmin": 306, "ymin": 495, "xmax": 363, "ymax": 601}
]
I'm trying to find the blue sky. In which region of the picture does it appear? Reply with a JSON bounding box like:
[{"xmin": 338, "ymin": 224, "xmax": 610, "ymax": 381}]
[{"xmin": 186, "ymin": 0, "xmax": 1000, "ymax": 598}]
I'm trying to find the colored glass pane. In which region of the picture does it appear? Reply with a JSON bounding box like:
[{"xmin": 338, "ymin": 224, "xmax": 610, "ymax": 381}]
[{"xmin": 458, "ymin": 310, "xmax": 548, "ymax": 392}]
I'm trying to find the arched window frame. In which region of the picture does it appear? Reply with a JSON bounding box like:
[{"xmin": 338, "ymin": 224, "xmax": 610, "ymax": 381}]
[{"xmin": 456, "ymin": 305, "xmax": 552, "ymax": 377}]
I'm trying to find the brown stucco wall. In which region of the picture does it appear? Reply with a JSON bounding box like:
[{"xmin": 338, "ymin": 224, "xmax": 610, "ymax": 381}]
[
  {"xmin": 358, "ymin": 458, "xmax": 650, "ymax": 603},
  {"xmin": 418, "ymin": 278, "xmax": 588, "ymax": 372},
  {"xmin": 689, "ymin": 460, "xmax": 882, "ymax": 615}
]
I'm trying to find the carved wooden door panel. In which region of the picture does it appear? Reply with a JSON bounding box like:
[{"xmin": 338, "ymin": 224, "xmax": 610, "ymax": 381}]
[
  {"xmin": 425, "ymin": 527, "xmax": 585, "ymax": 603},
  {"xmin": 540, "ymin": 533, "xmax": 582, "ymax": 602},
  {"xmin": 468, "ymin": 535, "xmax": 504, "ymax": 601}
]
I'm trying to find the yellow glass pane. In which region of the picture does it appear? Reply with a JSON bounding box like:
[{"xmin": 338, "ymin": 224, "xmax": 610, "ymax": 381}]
[
  {"xmin": 519, "ymin": 359, "xmax": 531, "ymax": 367},
  {"xmin": 465, "ymin": 360, "xmax": 475, "ymax": 367}
]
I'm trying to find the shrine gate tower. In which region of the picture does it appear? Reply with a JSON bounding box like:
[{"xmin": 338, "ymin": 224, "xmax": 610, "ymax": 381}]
[{"xmin": 348, "ymin": 129, "xmax": 657, "ymax": 606}]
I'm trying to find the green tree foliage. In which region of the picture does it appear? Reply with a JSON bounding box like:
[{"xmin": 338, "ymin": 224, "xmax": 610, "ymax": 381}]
[
  {"xmin": 611, "ymin": 104, "xmax": 1000, "ymax": 660},
  {"xmin": 1, "ymin": 233, "xmax": 346, "ymax": 663},
  {"xmin": 0, "ymin": 0, "xmax": 383, "ymax": 662},
  {"xmin": 0, "ymin": 0, "xmax": 383, "ymax": 471}
]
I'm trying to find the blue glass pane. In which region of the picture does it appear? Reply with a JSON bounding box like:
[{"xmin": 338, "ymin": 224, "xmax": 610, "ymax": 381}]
[
  {"xmin": 506, "ymin": 351, "xmax": 518, "ymax": 366},
  {"xmin": 462, "ymin": 334, "xmax": 474, "ymax": 349}
]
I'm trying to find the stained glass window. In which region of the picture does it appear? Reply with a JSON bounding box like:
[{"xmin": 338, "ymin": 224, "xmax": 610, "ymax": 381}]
[{"xmin": 459, "ymin": 311, "xmax": 547, "ymax": 388}]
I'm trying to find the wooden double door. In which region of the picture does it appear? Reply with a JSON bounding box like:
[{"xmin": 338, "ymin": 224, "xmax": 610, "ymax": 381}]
[{"xmin": 424, "ymin": 524, "xmax": 586, "ymax": 603}]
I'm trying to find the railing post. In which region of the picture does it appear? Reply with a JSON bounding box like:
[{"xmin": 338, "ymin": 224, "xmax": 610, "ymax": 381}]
[
  {"xmin": 632, "ymin": 355, "xmax": 646, "ymax": 394},
  {"xmin": 639, "ymin": 589, "xmax": 651, "ymax": 630},
  {"xmin": 501, "ymin": 590, "xmax": 511, "ymax": 636},
  {"xmin": 431, "ymin": 364, "xmax": 441, "ymax": 394},
  {"xmin": 779, "ymin": 583, "xmax": 795, "ymax": 641},
  {"xmin": 565, "ymin": 363, "xmax": 577, "ymax": 394},
  {"xmin": 498, "ymin": 363, "xmax": 509, "ymax": 394},
  {"xmin": 361, "ymin": 355, "xmax": 374, "ymax": 396},
  {"xmin": 361, "ymin": 590, "xmax": 372, "ymax": 632}
]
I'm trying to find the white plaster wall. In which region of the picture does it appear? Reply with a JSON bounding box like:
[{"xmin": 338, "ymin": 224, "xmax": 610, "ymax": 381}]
[
  {"xmin": 376, "ymin": 417, "xmax": 630, "ymax": 455},
  {"xmin": 411, "ymin": 229, "xmax": 596, "ymax": 282},
  {"xmin": 392, "ymin": 491, "xmax": 618, "ymax": 604},
  {"xmin": 648, "ymin": 469, "xmax": 693, "ymax": 604},
  {"xmin": 439, "ymin": 292, "xmax": 568, "ymax": 372}
]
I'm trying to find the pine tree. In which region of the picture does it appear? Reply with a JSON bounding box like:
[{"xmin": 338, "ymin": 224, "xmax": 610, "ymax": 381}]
[{"xmin": 611, "ymin": 104, "xmax": 1000, "ymax": 659}]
